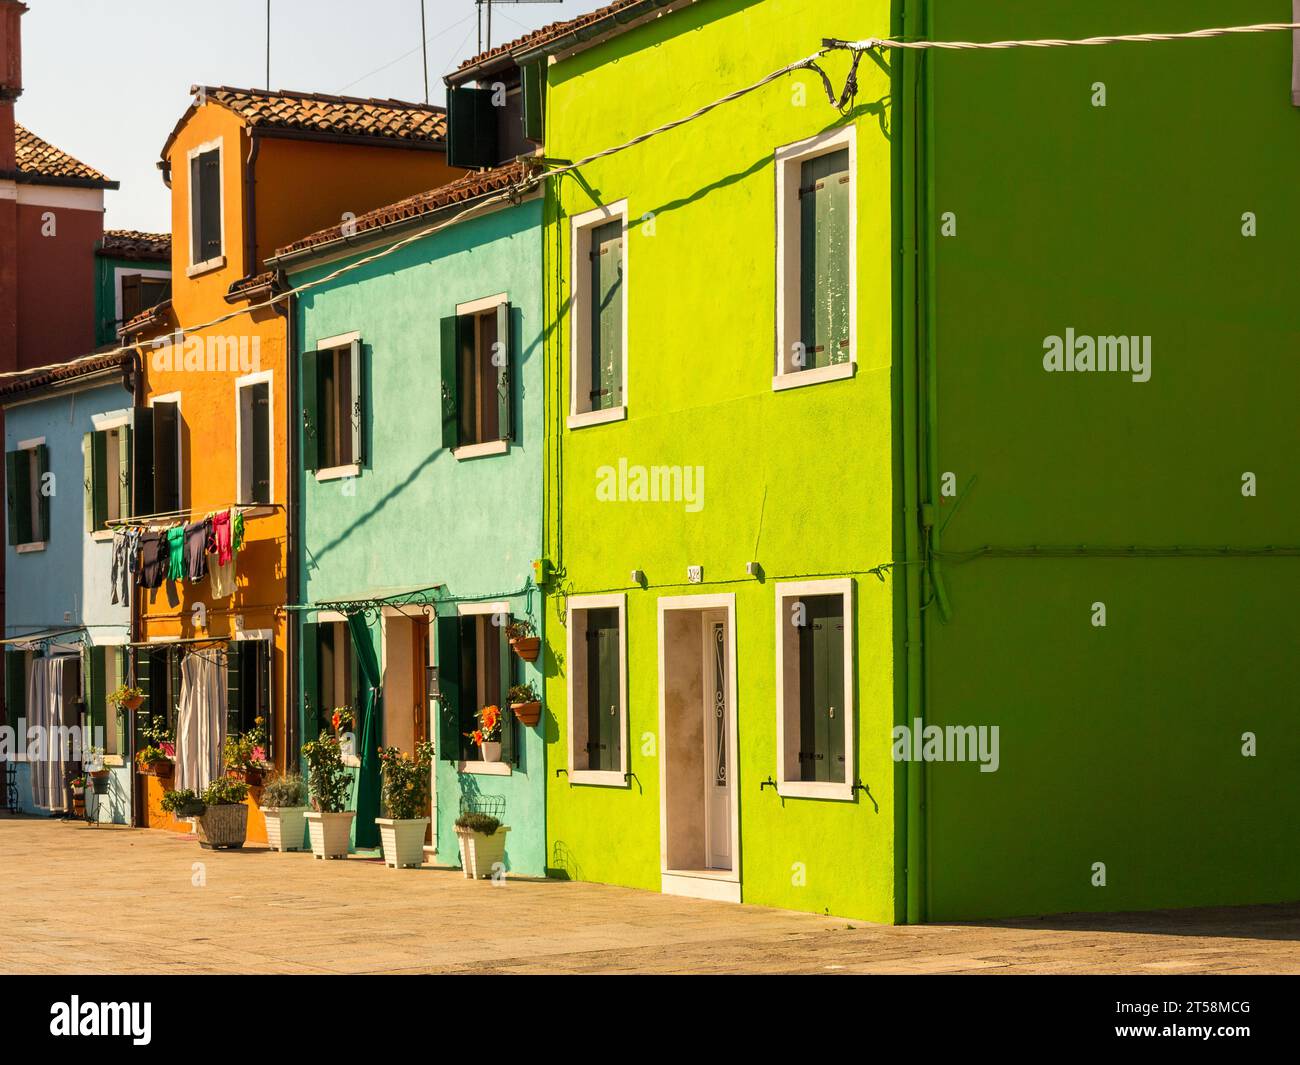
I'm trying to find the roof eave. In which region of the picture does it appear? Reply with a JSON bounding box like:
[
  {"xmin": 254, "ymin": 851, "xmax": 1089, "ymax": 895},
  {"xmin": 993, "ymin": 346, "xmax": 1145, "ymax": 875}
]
[{"xmin": 514, "ymin": 0, "xmax": 691, "ymax": 66}]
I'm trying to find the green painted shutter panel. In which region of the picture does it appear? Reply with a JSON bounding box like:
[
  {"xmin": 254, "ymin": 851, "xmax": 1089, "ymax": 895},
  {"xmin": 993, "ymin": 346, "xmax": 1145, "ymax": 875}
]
[
  {"xmin": 35, "ymin": 445, "xmax": 50, "ymax": 541},
  {"xmin": 249, "ymin": 380, "xmax": 271, "ymax": 503},
  {"xmin": 797, "ymin": 596, "xmax": 845, "ymax": 783},
  {"xmin": 79, "ymin": 436, "xmax": 94, "ymax": 535},
  {"xmin": 799, "ymin": 149, "xmax": 851, "ymax": 369},
  {"xmin": 521, "ymin": 61, "xmax": 545, "ymax": 142},
  {"xmin": 497, "ymin": 619, "xmax": 516, "ymax": 765},
  {"xmin": 590, "ymin": 220, "xmax": 624, "ymax": 411},
  {"xmin": 226, "ymin": 640, "xmax": 243, "ymax": 739},
  {"xmin": 435, "ymin": 615, "xmax": 462, "ymax": 762},
  {"xmin": 194, "ymin": 149, "xmax": 222, "ymax": 262},
  {"xmin": 4, "ymin": 650, "xmax": 24, "ymax": 730},
  {"xmin": 151, "ymin": 401, "xmax": 180, "ymax": 514},
  {"xmin": 348, "ymin": 339, "xmax": 365, "ymax": 467},
  {"xmin": 117, "ymin": 427, "xmax": 132, "ymax": 520},
  {"xmin": 111, "ymin": 648, "xmax": 127, "ymax": 755},
  {"xmin": 447, "ymin": 86, "xmax": 497, "ymax": 169},
  {"xmin": 439, "ymin": 316, "xmax": 461, "ymax": 450},
  {"xmin": 131, "ymin": 407, "xmax": 154, "ymax": 516},
  {"xmin": 300, "ymin": 349, "xmax": 322, "ymax": 472},
  {"xmin": 301, "ymin": 622, "xmax": 321, "ymax": 741},
  {"xmin": 824, "ymin": 603, "xmax": 846, "ymax": 782},
  {"xmin": 6, "ymin": 450, "xmax": 22, "ymax": 545},
  {"xmin": 495, "ymin": 301, "xmax": 513, "ymax": 442},
  {"xmin": 87, "ymin": 645, "xmax": 106, "ymax": 753},
  {"xmin": 91, "ymin": 431, "xmax": 109, "ymax": 532},
  {"xmin": 256, "ymin": 640, "xmax": 273, "ymax": 761},
  {"xmin": 586, "ymin": 608, "xmax": 619, "ymax": 772}
]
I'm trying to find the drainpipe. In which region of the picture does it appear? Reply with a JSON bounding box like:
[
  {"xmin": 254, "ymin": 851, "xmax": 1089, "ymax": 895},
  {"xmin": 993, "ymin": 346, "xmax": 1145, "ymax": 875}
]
[
  {"xmin": 244, "ymin": 132, "xmax": 261, "ymax": 278},
  {"xmin": 129, "ymin": 346, "xmax": 145, "ymax": 828},
  {"xmin": 897, "ymin": 0, "xmax": 927, "ymax": 925},
  {"xmin": 273, "ymin": 276, "xmax": 299, "ymax": 772}
]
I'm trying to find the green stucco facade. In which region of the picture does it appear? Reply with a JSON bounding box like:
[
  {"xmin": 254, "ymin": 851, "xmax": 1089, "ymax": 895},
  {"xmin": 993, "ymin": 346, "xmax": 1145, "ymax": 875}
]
[{"xmin": 287, "ymin": 196, "xmax": 547, "ymax": 875}]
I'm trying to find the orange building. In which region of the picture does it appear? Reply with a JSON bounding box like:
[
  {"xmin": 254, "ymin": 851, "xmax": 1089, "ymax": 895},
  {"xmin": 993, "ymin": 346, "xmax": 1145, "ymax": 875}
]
[{"xmin": 120, "ymin": 87, "xmax": 460, "ymax": 838}]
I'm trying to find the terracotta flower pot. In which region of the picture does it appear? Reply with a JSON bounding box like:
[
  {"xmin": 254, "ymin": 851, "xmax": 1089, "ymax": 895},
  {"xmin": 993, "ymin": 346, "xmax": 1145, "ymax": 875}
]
[
  {"xmin": 122, "ymin": 695, "xmax": 145, "ymax": 712},
  {"xmin": 511, "ymin": 700, "xmax": 542, "ymax": 726},
  {"xmin": 510, "ymin": 636, "xmax": 540, "ymax": 662}
]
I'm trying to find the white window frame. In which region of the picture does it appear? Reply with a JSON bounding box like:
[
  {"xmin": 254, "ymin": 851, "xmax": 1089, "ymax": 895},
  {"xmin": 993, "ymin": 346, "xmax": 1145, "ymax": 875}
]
[
  {"xmin": 565, "ymin": 592, "xmax": 628, "ymax": 787},
  {"xmin": 774, "ymin": 578, "xmax": 856, "ymax": 801},
  {"xmin": 234, "ymin": 369, "xmax": 275, "ymax": 509},
  {"xmin": 312, "ymin": 330, "xmax": 362, "ymax": 482},
  {"xmin": 148, "ymin": 391, "xmax": 184, "ymax": 511},
  {"xmin": 773, "ymin": 126, "xmax": 857, "ymax": 392},
  {"xmin": 113, "ymin": 267, "xmax": 170, "ymax": 324},
  {"xmin": 452, "ymin": 292, "xmax": 511, "ymax": 461},
  {"xmin": 454, "ymin": 601, "xmax": 512, "ymax": 774},
  {"xmin": 186, "ymin": 138, "xmax": 226, "ymax": 276},
  {"xmin": 568, "ymin": 200, "xmax": 629, "ymax": 430}
]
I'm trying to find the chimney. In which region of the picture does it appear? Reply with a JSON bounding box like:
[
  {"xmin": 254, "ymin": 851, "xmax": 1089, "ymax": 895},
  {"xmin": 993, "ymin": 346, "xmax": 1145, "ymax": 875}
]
[{"xmin": 0, "ymin": 1, "xmax": 26, "ymax": 171}]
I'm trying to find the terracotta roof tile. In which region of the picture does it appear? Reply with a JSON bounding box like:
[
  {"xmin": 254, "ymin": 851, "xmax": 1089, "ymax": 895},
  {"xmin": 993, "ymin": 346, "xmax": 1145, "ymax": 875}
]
[
  {"xmin": 0, "ymin": 353, "xmax": 132, "ymax": 401},
  {"xmin": 9, "ymin": 124, "xmax": 117, "ymax": 188},
  {"xmin": 99, "ymin": 230, "xmax": 171, "ymax": 262},
  {"xmin": 224, "ymin": 271, "xmax": 278, "ymax": 304},
  {"xmin": 450, "ymin": 0, "xmax": 651, "ymax": 77},
  {"xmin": 161, "ymin": 86, "xmax": 447, "ymax": 161},
  {"xmin": 118, "ymin": 298, "xmax": 174, "ymax": 340},
  {"xmin": 272, "ymin": 161, "xmax": 528, "ymax": 260}
]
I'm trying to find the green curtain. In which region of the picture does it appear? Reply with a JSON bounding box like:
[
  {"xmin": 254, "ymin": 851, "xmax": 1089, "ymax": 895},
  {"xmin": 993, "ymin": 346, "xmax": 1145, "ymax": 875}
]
[{"xmin": 346, "ymin": 611, "xmax": 383, "ymax": 849}]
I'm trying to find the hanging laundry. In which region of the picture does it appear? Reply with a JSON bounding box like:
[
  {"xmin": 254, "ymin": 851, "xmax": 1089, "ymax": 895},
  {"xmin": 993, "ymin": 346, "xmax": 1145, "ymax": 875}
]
[
  {"xmin": 209, "ymin": 555, "xmax": 236, "ymax": 599},
  {"xmin": 212, "ymin": 510, "xmax": 233, "ymax": 566},
  {"xmin": 232, "ymin": 509, "xmax": 245, "ymax": 554},
  {"xmin": 166, "ymin": 525, "xmax": 185, "ymax": 582},
  {"xmin": 138, "ymin": 531, "xmax": 167, "ymax": 589},
  {"xmin": 110, "ymin": 530, "xmax": 131, "ymax": 606},
  {"xmin": 185, "ymin": 519, "xmax": 210, "ymax": 582}
]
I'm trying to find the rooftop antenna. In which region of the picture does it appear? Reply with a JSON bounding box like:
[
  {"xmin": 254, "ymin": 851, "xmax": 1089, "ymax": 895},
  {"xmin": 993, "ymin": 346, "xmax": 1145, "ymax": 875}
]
[
  {"xmin": 265, "ymin": 0, "xmax": 271, "ymax": 90},
  {"xmin": 421, "ymin": 0, "xmax": 429, "ymax": 102},
  {"xmin": 477, "ymin": 0, "xmax": 565, "ymax": 56}
]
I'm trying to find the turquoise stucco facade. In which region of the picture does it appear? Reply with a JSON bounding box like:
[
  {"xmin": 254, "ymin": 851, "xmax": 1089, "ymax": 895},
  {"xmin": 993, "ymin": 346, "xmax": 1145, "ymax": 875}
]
[{"xmin": 286, "ymin": 194, "xmax": 547, "ymax": 874}]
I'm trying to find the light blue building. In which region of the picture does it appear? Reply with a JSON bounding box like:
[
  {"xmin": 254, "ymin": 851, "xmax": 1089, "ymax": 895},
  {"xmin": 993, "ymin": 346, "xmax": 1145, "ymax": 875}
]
[
  {"xmin": 269, "ymin": 163, "xmax": 548, "ymax": 872},
  {"xmin": 2, "ymin": 353, "xmax": 136, "ymax": 824}
]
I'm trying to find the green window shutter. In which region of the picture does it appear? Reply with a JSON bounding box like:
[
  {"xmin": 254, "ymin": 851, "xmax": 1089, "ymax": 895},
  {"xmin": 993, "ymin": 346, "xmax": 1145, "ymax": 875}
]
[
  {"xmin": 112, "ymin": 648, "xmax": 127, "ymax": 755},
  {"xmin": 131, "ymin": 407, "xmax": 154, "ymax": 517},
  {"xmin": 497, "ymin": 619, "xmax": 516, "ymax": 765},
  {"xmin": 256, "ymin": 640, "xmax": 273, "ymax": 762},
  {"xmin": 248, "ymin": 380, "xmax": 271, "ymax": 503},
  {"xmin": 117, "ymin": 427, "xmax": 132, "ymax": 520},
  {"xmin": 590, "ymin": 220, "xmax": 624, "ymax": 412},
  {"xmin": 435, "ymin": 615, "xmax": 462, "ymax": 763},
  {"xmin": 151, "ymin": 402, "xmax": 180, "ymax": 515},
  {"xmin": 301, "ymin": 622, "xmax": 320, "ymax": 741},
  {"xmin": 300, "ymin": 349, "xmax": 322, "ymax": 472},
  {"xmin": 35, "ymin": 445, "xmax": 50, "ymax": 541},
  {"xmin": 192, "ymin": 149, "xmax": 222, "ymax": 263},
  {"xmin": 80, "ymin": 436, "xmax": 95, "ymax": 535},
  {"xmin": 226, "ymin": 640, "xmax": 243, "ymax": 739},
  {"xmin": 495, "ymin": 302, "xmax": 513, "ymax": 442},
  {"xmin": 348, "ymin": 339, "xmax": 365, "ymax": 467},
  {"xmin": 87, "ymin": 645, "xmax": 107, "ymax": 753},
  {"xmin": 447, "ymin": 86, "xmax": 497, "ymax": 169},
  {"xmin": 586, "ymin": 607, "xmax": 620, "ymax": 773},
  {"xmin": 799, "ymin": 149, "xmax": 851, "ymax": 369},
  {"xmin": 797, "ymin": 595, "xmax": 845, "ymax": 783},
  {"xmin": 439, "ymin": 316, "xmax": 461, "ymax": 450},
  {"xmin": 521, "ymin": 61, "xmax": 545, "ymax": 143},
  {"xmin": 4, "ymin": 650, "xmax": 25, "ymax": 731},
  {"xmin": 6, "ymin": 450, "xmax": 23, "ymax": 546},
  {"xmin": 91, "ymin": 431, "xmax": 109, "ymax": 532}
]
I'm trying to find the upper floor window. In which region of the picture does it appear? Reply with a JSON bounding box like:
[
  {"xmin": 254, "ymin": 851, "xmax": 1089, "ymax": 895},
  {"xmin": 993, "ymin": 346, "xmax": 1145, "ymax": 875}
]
[
  {"xmin": 565, "ymin": 594, "xmax": 627, "ymax": 786},
  {"xmin": 569, "ymin": 202, "xmax": 627, "ymax": 429},
  {"xmin": 82, "ymin": 425, "xmax": 130, "ymax": 533},
  {"xmin": 5, "ymin": 440, "xmax": 49, "ymax": 549},
  {"xmin": 434, "ymin": 608, "xmax": 517, "ymax": 766},
  {"xmin": 774, "ymin": 127, "xmax": 856, "ymax": 391},
  {"xmin": 303, "ymin": 335, "xmax": 364, "ymax": 478},
  {"xmin": 133, "ymin": 398, "xmax": 183, "ymax": 516},
  {"xmin": 446, "ymin": 60, "xmax": 545, "ymax": 169},
  {"xmin": 441, "ymin": 295, "xmax": 513, "ymax": 457},
  {"xmin": 120, "ymin": 272, "xmax": 171, "ymax": 325},
  {"xmin": 236, "ymin": 372, "xmax": 273, "ymax": 505},
  {"xmin": 188, "ymin": 143, "xmax": 223, "ymax": 271}
]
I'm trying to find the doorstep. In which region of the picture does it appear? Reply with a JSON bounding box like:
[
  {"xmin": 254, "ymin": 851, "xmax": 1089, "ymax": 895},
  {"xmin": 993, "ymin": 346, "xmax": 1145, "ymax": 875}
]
[{"xmin": 661, "ymin": 869, "xmax": 741, "ymax": 904}]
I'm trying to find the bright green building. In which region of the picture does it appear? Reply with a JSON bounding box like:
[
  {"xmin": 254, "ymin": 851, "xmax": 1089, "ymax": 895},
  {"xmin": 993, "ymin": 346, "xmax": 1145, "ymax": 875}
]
[{"xmin": 93, "ymin": 230, "xmax": 170, "ymax": 347}]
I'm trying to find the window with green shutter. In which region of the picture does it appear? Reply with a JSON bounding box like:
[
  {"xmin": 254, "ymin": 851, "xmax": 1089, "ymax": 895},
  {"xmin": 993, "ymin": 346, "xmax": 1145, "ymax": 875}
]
[
  {"xmin": 440, "ymin": 301, "xmax": 513, "ymax": 451},
  {"xmin": 434, "ymin": 613, "xmax": 515, "ymax": 765},
  {"xmin": 227, "ymin": 639, "xmax": 273, "ymax": 757},
  {"xmin": 585, "ymin": 607, "xmax": 621, "ymax": 773},
  {"xmin": 4, "ymin": 649, "xmax": 27, "ymax": 731},
  {"xmin": 238, "ymin": 378, "xmax": 272, "ymax": 504},
  {"xmin": 82, "ymin": 427, "xmax": 132, "ymax": 533},
  {"xmin": 309, "ymin": 341, "xmax": 364, "ymax": 472},
  {"xmin": 589, "ymin": 221, "xmax": 624, "ymax": 412},
  {"xmin": 798, "ymin": 149, "xmax": 851, "ymax": 371},
  {"xmin": 566, "ymin": 597, "xmax": 626, "ymax": 780},
  {"xmin": 190, "ymin": 147, "xmax": 222, "ymax": 266},
  {"xmin": 7, "ymin": 444, "xmax": 48, "ymax": 546}
]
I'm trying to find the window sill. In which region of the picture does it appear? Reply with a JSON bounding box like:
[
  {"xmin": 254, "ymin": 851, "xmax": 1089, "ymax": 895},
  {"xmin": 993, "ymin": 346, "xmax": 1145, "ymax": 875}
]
[
  {"xmin": 776, "ymin": 779, "xmax": 854, "ymax": 801},
  {"xmin": 458, "ymin": 760, "xmax": 512, "ymax": 777},
  {"xmin": 567, "ymin": 406, "xmax": 626, "ymax": 430},
  {"xmin": 315, "ymin": 464, "xmax": 361, "ymax": 483},
  {"xmin": 452, "ymin": 440, "xmax": 508, "ymax": 461},
  {"xmin": 186, "ymin": 255, "xmax": 226, "ymax": 278},
  {"xmin": 568, "ymin": 769, "xmax": 627, "ymax": 788},
  {"xmin": 104, "ymin": 756, "xmax": 125, "ymax": 768},
  {"xmin": 771, "ymin": 360, "xmax": 856, "ymax": 392},
  {"xmin": 237, "ymin": 504, "xmax": 276, "ymax": 518},
  {"xmin": 90, "ymin": 530, "xmax": 114, "ymax": 543},
  {"xmin": 15, "ymin": 541, "xmax": 46, "ymax": 554}
]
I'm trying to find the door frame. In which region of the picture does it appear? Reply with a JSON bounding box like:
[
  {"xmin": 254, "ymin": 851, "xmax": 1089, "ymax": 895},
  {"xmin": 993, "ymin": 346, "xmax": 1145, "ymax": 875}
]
[{"xmin": 656, "ymin": 593, "xmax": 740, "ymax": 903}]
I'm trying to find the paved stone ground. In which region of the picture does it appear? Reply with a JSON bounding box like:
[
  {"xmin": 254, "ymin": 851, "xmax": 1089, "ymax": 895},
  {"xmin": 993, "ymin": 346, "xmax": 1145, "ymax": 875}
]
[{"xmin": 1, "ymin": 816, "xmax": 1297, "ymax": 974}]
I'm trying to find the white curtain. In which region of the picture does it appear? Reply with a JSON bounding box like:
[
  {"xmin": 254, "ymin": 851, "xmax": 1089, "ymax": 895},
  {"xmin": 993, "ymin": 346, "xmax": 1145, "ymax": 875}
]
[
  {"xmin": 27, "ymin": 656, "xmax": 73, "ymax": 812},
  {"xmin": 174, "ymin": 650, "xmax": 227, "ymax": 794}
]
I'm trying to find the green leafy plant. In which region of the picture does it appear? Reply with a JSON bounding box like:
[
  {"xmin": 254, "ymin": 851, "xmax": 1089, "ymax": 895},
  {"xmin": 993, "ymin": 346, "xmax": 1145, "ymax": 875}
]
[
  {"xmin": 378, "ymin": 740, "xmax": 434, "ymax": 820},
  {"xmin": 161, "ymin": 788, "xmax": 205, "ymax": 816},
  {"xmin": 302, "ymin": 733, "xmax": 350, "ymax": 813},
  {"xmin": 261, "ymin": 772, "xmax": 307, "ymax": 809},
  {"xmin": 455, "ymin": 812, "xmax": 501, "ymax": 836},
  {"xmin": 223, "ymin": 718, "xmax": 271, "ymax": 772},
  {"xmin": 505, "ymin": 618, "xmax": 534, "ymax": 641},
  {"xmin": 508, "ymin": 682, "xmax": 538, "ymax": 704},
  {"xmin": 136, "ymin": 714, "xmax": 174, "ymax": 767},
  {"xmin": 68, "ymin": 775, "xmax": 87, "ymax": 790},
  {"xmin": 201, "ymin": 776, "xmax": 249, "ymax": 807},
  {"xmin": 107, "ymin": 684, "xmax": 144, "ymax": 707}
]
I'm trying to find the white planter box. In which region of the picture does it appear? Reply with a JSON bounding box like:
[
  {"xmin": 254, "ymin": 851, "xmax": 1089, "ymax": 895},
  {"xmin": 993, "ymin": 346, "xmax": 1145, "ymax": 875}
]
[
  {"xmin": 376, "ymin": 817, "xmax": 430, "ymax": 869},
  {"xmin": 304, "ymin": 810, "xmax": 355, "ymax": 860},
  {"xmin": 261, "ymin": 805, "xmax": 309, "ymax": 852},
  {"xmin": 456, "ymin": 826, "xmax": 510, "ymax": 880}
]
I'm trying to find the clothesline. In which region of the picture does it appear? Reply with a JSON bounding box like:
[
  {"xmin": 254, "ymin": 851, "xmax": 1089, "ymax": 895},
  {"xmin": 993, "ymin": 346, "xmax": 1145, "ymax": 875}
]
[{"xmin": 104, "ymin": 501, "xmax": 282, "ymax": 531}]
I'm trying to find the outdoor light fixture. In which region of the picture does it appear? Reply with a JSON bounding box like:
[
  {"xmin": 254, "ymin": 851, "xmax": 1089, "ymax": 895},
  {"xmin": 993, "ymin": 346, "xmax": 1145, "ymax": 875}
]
[
  {"xmin": 746, "ymin": 562, "xmax": 763, "ymax": 578},
  {"xmin": 630, "ymin": 569, "xmax": 645, "ymax": 586}
]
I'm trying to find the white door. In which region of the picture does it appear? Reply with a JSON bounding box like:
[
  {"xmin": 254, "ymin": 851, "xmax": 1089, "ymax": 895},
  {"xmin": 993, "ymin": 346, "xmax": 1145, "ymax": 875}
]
[{"xmin": 703, "ymin": 617, "xmax": 731, "ymax": 870}]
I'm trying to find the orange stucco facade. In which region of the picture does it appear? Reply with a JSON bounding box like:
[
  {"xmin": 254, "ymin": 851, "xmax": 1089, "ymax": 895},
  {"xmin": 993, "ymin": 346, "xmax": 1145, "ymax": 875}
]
[{"xmin": 132, "ymin": 94, "xmax": 459, "ymax": 836}]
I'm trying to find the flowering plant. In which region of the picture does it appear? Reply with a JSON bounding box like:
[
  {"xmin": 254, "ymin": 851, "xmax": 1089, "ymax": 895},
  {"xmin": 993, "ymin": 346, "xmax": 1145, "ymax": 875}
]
[
  {"xmin": 223, "ymin": 717, "xmax": 271, "ymax": 772},
  {"xmin": 68, "ymin": 775, "xmax": 87, "ymax": 790},
  {"xmin": 330, "ymin": 707, "xmax": 355, "ymax": 735},
  {"xmin": 301, "ymin": 733, "xmax": 350, "ymax": 813},
  {"xmin": 465, "ymin": 704, "xmax": 502, "ymax": 747},
  {"xmin": 378, "ymin": 740, "xmax": 434, "ymax": 820}
]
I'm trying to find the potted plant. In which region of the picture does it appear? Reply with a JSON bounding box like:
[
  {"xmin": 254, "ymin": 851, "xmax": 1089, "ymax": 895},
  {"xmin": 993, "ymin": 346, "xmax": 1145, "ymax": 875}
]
[
  {"xmin": 302, "ymin": 733, "xmax": 354, "ymax": 860},
  {"xmin": 506, "ymin": 619, "xmax": 540, "ymax": 662},
  {"xmin": 160, "ymin": 787, "xmax": 206, "ymax": 819},
  {"xmin": 193, "ymin": 777, "xmax": 249, "ymax": 849},
  {"xmin": 375, "ymin": 741, "xmax": 433, "ymax": 869},
  {"xmin": 454, "ymin": 812, "xmax": 510, "ymax": 880},
  {"xmin": 85, "ymin": 746, "xmax": 112, "ymax": 793},
  {"xmin": 466, "ymin": 704, "xmax": 503, "ymax": 763},
  {"xmin": 136, "ymin": 714, "xmax": 174, "ymax": 780},
  {"xmin": 109, "ymin": 683, "xmax": 146, "ymax": 712},
  {"xmin": 69, "ymin": 775, "xmax": 86, "ymax": 816},
  {"xmin": 259, "ymin": 772, "xmax": 309, "ymax": 853},
  {"xmin": 508, "ymin": 682, "xmax": 541, "ymax": 726},
  {"xmin": 223, "ymin": 717, "xmax": 271, "ymax": 786}
]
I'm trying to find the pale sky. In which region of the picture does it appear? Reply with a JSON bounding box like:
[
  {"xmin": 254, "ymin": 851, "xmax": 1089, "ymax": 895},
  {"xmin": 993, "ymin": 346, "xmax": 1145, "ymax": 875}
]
[{"xmin": 17, "ymin": 0, "xmax": 606, "ymax": 232}]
